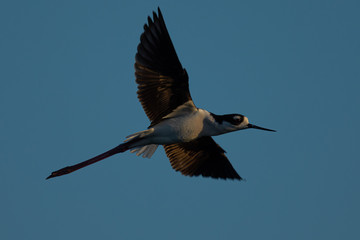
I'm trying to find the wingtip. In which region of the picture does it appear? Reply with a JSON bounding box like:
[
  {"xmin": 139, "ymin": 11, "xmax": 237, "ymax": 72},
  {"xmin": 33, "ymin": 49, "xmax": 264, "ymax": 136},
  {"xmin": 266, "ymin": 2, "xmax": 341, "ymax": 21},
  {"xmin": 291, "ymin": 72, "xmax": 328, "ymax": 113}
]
[
  {"xmin": 46, "ymin": 173, "xmax": 54, "ymax": 180},
  {"xmin": 147, "ymin": 15, "xmax": 153, "ymax": 25},
  {"xmin": 157, "ymin": 7, "xmax": 163, "ymax": 19},
  {"xmin": 226, "ymin": 175, "xmax": 243, "ymax": 181}
]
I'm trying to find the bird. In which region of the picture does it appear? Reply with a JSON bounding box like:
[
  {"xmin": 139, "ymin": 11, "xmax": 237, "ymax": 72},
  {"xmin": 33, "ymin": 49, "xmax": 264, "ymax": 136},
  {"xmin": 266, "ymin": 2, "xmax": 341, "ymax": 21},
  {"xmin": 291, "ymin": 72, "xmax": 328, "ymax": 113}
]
[{"xmin": 46, "ymin": 7, "xmax": 275, "ymax": 181}]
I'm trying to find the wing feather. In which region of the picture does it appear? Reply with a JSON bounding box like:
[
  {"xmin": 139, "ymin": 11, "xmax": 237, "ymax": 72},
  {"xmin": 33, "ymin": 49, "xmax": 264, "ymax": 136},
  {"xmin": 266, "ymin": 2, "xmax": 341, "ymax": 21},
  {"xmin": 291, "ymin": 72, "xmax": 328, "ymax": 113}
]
[
  {"xmin": 164, "ymin": 137, "xmax": 242, "ymax": 180},
  {"xmin": 135, "ymin": 8, "xmax": 193, "ymax": 125}
]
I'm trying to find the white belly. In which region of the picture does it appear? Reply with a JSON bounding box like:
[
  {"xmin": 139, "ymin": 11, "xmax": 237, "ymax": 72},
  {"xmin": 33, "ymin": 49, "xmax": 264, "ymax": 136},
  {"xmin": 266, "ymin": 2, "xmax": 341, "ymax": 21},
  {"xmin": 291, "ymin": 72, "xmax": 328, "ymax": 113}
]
[
  {"xmin": 153, "ymin": 115, "xmax": 204, "ymax": 143},
  {"xmin": 128, "ymin": 108, "xmax": 215, "ymax": 148}
]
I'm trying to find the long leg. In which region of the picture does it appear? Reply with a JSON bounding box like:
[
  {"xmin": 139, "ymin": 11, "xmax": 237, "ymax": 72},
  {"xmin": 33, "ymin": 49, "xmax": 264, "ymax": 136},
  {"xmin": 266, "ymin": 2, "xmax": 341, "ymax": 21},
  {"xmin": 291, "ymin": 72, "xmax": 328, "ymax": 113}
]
[{"xmin": 46, "ymin": 143, "xmax": 129, "ymax": 179}]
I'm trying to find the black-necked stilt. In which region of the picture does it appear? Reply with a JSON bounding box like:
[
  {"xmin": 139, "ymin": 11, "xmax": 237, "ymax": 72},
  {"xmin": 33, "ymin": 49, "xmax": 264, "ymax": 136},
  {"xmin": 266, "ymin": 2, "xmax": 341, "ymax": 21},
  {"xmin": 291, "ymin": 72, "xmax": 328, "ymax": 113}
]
[{"xmin": 47, "ymin": 8, "xmax": 275, "ymax": 181}]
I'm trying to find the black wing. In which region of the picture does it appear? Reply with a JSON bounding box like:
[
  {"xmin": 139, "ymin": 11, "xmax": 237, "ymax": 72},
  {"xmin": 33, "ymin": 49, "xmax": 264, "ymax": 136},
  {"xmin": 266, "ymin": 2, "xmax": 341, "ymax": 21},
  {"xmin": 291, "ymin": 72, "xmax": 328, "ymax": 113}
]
[
  {"xmin": 135, "ymin": 7, "xmax": 194, "ymax": 126},
  {"xmin": 164, "ymin": 137, "xmax": 242, "ymax": 180}
]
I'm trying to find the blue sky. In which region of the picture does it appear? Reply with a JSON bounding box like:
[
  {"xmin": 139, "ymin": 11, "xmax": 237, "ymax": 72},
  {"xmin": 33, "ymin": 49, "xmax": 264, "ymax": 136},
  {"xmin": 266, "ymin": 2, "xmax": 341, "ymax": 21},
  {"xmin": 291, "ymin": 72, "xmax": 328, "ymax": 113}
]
[{"xmin": 1, "ymin": 0, "xmax": 359, "ymax": 239}]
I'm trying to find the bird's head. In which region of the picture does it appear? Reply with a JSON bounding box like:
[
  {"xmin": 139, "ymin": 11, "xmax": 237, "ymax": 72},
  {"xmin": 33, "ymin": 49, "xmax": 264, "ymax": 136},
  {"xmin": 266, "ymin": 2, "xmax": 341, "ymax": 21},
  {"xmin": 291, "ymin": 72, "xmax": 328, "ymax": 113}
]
[{"xmin": 211, "ymin": 113, "xmax": 276, "ymax": 133}]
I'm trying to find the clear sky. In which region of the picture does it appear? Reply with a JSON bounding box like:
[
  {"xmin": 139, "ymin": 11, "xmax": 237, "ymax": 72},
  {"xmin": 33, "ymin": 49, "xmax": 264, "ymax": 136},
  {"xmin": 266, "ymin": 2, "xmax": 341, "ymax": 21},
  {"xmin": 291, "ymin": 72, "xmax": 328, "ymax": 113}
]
[{"xmin": 1, "ymin": 0, "xmax": 359, "ymax": 239}]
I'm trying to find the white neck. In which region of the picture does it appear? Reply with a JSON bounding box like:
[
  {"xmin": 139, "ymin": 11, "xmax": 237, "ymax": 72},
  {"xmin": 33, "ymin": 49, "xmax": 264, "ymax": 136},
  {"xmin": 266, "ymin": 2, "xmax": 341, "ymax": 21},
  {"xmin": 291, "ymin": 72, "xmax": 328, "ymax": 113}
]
[{"xmin": 200, "ymin": 110, "xmax": 233, "ymax": 136}]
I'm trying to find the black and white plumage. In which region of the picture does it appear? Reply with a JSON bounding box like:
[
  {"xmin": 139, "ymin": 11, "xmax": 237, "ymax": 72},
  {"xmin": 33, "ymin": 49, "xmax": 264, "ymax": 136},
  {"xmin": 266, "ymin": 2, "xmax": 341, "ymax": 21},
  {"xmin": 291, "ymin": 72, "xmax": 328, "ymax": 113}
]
[{"xmin": 46, "ymin": 8, "xmax": 275, "ymax": 181}]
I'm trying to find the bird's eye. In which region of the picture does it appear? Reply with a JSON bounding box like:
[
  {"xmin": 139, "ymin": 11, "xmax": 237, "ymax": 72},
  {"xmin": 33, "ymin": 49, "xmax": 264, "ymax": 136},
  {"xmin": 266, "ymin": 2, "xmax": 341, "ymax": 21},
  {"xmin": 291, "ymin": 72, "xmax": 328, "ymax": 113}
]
[{"xmin": 233, "ymin": 116, "xmax": 243, "ymax": 125}]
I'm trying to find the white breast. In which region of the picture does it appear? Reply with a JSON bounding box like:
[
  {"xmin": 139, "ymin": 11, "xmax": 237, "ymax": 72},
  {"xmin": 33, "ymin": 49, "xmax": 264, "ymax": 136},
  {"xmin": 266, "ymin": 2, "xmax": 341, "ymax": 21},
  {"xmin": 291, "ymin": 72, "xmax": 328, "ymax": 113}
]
[
  {"xmin": 152, "ymin": 109, "xmax": 207, "ymax": 143},
  {"xmin": 128, "ymin": 107, "xmax": 225, "ymax": 147}
]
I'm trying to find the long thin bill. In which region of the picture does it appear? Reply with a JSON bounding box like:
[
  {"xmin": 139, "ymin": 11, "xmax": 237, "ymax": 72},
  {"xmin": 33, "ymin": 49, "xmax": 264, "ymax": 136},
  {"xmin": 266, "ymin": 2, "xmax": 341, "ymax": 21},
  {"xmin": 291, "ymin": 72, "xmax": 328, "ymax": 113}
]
[{"xmin": 248, "ymin": 124, "xmax": 276, "ymax": 132}]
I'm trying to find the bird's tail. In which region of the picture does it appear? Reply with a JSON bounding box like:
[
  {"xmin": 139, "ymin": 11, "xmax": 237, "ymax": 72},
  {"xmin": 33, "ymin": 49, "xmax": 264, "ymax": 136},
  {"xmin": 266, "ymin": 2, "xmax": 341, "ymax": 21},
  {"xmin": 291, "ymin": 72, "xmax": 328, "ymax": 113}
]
[{"xmin": 125, "ymin": 129, "xmax": 158, "ymax": 158}]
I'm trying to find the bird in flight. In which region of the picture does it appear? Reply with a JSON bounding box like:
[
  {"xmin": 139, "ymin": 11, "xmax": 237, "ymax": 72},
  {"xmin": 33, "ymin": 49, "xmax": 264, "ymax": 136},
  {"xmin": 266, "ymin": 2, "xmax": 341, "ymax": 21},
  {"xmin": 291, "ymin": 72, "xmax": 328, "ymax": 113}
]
[{"xmin": 47, "ymin": 7, "xmax": 275, "ymax": 181}]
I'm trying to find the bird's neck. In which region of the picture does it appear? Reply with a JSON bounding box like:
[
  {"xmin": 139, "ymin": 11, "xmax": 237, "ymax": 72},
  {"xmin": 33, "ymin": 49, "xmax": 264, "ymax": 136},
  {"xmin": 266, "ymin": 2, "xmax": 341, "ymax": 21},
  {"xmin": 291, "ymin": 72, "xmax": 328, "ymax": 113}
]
[{"xmin": 199, "ymin": 111, "xmax": 234, "ymax": 137}]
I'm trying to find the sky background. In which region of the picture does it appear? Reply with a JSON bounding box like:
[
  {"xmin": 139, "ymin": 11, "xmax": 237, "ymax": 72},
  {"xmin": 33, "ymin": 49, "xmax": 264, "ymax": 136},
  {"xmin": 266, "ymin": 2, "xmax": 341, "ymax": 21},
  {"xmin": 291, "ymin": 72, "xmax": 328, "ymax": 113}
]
[{"xmin": 1, "ymin": 0, "xmax": 359, "ymax": 239}]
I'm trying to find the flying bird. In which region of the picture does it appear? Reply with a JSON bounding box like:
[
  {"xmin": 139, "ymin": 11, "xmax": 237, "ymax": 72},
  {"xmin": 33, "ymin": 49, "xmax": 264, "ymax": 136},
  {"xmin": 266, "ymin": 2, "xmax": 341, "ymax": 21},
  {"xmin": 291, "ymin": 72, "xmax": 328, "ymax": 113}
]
[{"xmin": 47, "ymin": 8, "xmax": 275, "ymax": 181}]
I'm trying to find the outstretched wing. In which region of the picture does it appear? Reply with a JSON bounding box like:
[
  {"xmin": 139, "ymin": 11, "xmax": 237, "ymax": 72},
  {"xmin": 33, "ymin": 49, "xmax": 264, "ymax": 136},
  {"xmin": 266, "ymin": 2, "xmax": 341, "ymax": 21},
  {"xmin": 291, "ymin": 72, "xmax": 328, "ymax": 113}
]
[
  {"xmin": 135, "ymin": 8, "xmax": 194, "ymax": 126},
  {"xmin": 164, "ymin": 137, "xmax": 242, "ymax": 180}
]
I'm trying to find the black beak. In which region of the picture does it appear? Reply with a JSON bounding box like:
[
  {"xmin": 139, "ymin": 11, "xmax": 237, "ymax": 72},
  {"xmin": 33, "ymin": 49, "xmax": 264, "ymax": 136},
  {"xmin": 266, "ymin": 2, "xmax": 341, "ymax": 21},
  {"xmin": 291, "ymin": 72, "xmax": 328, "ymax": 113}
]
[{"xmin": 248, "ymin": 124, "xmax": 276, "ymax": 132}]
